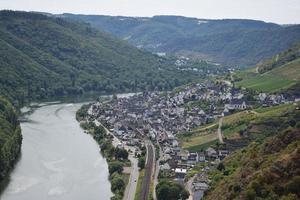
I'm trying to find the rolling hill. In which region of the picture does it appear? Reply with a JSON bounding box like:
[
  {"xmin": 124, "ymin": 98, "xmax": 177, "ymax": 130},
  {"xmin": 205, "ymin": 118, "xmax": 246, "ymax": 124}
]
[
  {"xmin": 0, "ymin": 11, "xmax": 202, "ymax": 105},
  {"xmin": 236, "ymin": 44, "xmax": 300, "ymax": 93},
  {"xmin": 61, "ymin": 14, "xmax": 300, "ymax": 67}
]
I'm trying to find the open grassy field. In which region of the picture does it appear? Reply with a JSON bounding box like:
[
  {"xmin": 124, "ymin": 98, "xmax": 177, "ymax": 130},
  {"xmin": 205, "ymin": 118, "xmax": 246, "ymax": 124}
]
[
  {"xmin": 236, "ymin": 58, "xmax": 300, "ymax": 92},
  {"xmin": 179, "ymin": 103, "xmax": 297, "ymax": 152}
]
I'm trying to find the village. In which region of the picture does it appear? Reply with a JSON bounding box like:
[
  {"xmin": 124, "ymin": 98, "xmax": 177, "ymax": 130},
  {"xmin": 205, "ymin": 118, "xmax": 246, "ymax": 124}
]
[{"xmin": 87, "ymin": 80, "xmax": 294, "ymax": 200}]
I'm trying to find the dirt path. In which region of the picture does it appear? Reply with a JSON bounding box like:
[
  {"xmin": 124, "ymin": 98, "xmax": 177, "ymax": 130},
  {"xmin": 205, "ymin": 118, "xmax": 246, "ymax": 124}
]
[{"xmin": 218, "ymin": 117, "xmax": 224, "ymax": 144}]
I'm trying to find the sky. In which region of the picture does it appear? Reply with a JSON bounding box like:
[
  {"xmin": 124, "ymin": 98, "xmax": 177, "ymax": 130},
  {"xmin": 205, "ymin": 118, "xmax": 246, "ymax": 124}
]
[{"xmin": 1, "ymin": 0, "xmax": 300, "ymax": 24}]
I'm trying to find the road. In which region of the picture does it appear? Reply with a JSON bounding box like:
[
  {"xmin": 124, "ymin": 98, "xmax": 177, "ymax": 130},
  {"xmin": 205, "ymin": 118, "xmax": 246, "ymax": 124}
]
[
  {"xmin": 218, "ymin": 117, "xmax": 224, "ymax": 144},
  {"xmin": 140, "ymin": 140, "xmax": 155, "ymax": 200},
  {"xmin": 123, "ymin": 147, "xmax": 139, "ymax": 200}
]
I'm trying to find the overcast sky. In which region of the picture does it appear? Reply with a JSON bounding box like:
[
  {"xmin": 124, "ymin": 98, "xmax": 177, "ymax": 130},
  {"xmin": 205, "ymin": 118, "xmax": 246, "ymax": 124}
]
[{"xmin": 1, "ymin": 0, "xmax": 300, "ymax": 24}]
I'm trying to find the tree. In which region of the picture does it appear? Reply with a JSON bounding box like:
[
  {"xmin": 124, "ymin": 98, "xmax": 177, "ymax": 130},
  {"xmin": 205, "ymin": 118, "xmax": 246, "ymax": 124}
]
[
  {"xmin": 156, "ymin": 180, "xmax": 189, "ymax": 200},
  {"xmin": 115, "ymin": 148, "xmax": 129, "ymax": 160},
  {"xmin": 110, "ymin": 173, "xmax": 125, "ymax": 194},
  {"xmin": 108, "ymin": 161, "xmax": 123, "ymax": 175},
  {"xmin": 217, "ymin": 162, "xmax": 225, "ymax": 171},
  {"xmin": 138, "ymin": 157, "xmax": 145, "ymax": 169}
]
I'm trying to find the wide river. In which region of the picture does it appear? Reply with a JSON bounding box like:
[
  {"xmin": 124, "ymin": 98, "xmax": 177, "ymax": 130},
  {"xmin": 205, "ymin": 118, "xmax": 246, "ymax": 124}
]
[{"xmin": 0, "ymin": 103, "xmax": 112, "ymax": 200}]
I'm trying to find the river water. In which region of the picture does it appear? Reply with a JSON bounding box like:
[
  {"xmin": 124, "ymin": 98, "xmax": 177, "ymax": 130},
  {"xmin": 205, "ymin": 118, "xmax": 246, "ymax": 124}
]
[{"xmin": 0, "ymin": 103, "xmax": 112, "ymax": 200}]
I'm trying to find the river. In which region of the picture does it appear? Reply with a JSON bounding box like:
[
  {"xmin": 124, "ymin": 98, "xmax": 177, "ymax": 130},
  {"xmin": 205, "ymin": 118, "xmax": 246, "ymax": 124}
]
[{"xmin": 0, "ymin": 103, "xmax": 112, "ymax": 200}]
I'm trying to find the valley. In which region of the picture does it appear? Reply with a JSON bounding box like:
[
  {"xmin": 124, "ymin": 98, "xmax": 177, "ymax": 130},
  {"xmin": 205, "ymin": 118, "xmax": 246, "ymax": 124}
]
[{"xmin": 0, "ymin": 8, "xmax": 299, "ymax": 200}]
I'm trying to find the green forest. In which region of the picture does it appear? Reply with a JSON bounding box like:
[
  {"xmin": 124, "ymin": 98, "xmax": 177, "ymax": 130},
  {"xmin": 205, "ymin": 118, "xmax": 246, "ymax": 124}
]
[{"xmin": 0, "ymin": 11, "xmax": 206, "ymax": 107}]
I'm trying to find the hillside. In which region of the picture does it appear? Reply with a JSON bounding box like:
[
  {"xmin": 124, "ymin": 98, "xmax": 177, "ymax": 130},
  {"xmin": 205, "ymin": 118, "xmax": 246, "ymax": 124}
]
[
  {"xmin": 179, "ymin": 102, "xmax": 298, "ymax": 152},
  {"xmin": 0, "ymin": 11, "xmax": 202, "ymax": 105},
  {"xmin": 204, "ymin": 104, "xmax": 300, "ymax": 200},
  {"xmin": 236, "ymin": 44, "xmax": 300, "ymax": 93},
  {"xmin": 257, "ymin": 43, "xmax": 300, "ymax": 73},
  {"xmin": 0, "ymin": 96, "xmax": 22, "ymax": 187},
  {"xmin": 62, "ymin": 14, "xmax": 300, "ymax": 67}
]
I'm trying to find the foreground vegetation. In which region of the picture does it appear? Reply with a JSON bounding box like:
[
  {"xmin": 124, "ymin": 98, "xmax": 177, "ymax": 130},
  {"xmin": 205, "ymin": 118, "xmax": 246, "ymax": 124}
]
[
  {"xmin": 76, "ymin": 105, "xmax": 129, "ymax": 200},
  {"xmin": 0, "ymin": 96, "xmax": 22, "ymax": 189},
  {"xmin": 204, "ymin": 105, "xmax": 300, "ymax": 200}
]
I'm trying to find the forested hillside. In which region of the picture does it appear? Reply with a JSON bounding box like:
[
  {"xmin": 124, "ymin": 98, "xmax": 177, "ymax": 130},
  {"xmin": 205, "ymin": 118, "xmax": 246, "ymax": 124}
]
[
  {"xmin": 0, "ymin": 96, "xmax": 22, "ymax": 186},
  {"xmin": 62, "ymin": 14, "xmax": 300, "ymax": 67},
  {"xmin": 0, "ymin": 11, "xmax": 202, "ymax": 106}
]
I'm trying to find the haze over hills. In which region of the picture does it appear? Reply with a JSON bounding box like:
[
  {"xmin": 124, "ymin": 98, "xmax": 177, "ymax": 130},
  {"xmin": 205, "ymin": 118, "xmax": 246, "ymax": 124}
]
[
  {"xmin": 0, "ymin": 11, "xmax": 205, "ymax": 104},
  {"xmin": 61, "ymin": 14, "xmax": 300, "ymax": 67}
]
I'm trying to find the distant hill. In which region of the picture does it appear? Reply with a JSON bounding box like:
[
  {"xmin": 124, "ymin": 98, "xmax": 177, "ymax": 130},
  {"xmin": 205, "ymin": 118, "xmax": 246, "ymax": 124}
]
[
  {"xmin": 61, "ymin": 14, "xmax": 300, "ymax": 67},
  {"xmin": 0, "ymin": 11, "xmax": 202, "ymax": 105},
  {"xmin": 236, "ymin": 44, "xmax": 300, "ymax": 93}
]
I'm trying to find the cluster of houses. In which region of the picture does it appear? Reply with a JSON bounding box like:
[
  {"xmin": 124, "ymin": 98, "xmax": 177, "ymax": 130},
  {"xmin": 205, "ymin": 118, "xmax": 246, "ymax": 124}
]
[
  {"xmin": 89, "ymin": 81, "xmax": 248, "ymax": 148},
  {"xmin": 159, "ymin": 146, "xmax": 229, "ymax": 200},
  {"xmin": 258, "ymin": 93, "xmax": 287, "ymax": 106},
  {"xmin": 162, "ymin": 147, "xmax": 229, "ymax": 179}
]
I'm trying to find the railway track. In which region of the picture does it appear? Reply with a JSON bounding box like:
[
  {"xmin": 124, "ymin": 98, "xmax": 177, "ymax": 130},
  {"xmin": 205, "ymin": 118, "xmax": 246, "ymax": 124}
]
[{"xmin": 140, "ymin": 141, "xmax": 154, "ymax": 200}]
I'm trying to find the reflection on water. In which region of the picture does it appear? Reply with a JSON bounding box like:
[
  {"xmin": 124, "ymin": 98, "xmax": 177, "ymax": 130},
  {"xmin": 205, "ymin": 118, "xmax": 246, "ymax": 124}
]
[{"xmin": 1, "ymin": 103, "xmax": 112, "ymax": 200}]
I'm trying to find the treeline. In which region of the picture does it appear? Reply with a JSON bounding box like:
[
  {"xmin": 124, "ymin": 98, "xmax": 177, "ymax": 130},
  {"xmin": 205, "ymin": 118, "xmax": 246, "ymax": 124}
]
[{"xmin": 0, "ymin": 96, "xmax": 22, "ymax": 186}]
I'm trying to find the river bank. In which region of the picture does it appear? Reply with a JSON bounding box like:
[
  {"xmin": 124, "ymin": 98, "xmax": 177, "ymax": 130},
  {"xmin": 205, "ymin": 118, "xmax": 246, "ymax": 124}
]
[{"xmin": 76, "ymin": 104, "xmax": 134, "ymax": 200}]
